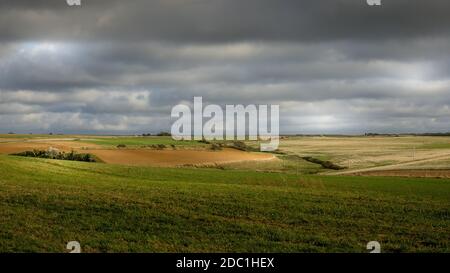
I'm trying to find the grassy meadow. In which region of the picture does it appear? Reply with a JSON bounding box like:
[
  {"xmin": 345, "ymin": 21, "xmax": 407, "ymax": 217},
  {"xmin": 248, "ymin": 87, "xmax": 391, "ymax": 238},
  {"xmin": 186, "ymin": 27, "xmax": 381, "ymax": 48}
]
[
  {"xmin": 81, "ymin": 137, "xmax": 205, "ymax": 148},
  {"xmin": 0, "ymin": 153, "xmax": 449, "ymax": 252}
]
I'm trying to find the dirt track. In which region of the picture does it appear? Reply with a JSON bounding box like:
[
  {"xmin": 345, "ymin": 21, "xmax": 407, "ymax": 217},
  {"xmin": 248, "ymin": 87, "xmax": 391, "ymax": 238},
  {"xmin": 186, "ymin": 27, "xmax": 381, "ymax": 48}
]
[
  {"xmin": 0, "ymin": 141, "xmax": 276, "ymax": 167},
  {"xmin": 352, "ymin": 169, "xmax": 450, "ymax": 178},
  {"xmin": 330, "ymin": 153, "xmax": 450, "ymax": 176}
]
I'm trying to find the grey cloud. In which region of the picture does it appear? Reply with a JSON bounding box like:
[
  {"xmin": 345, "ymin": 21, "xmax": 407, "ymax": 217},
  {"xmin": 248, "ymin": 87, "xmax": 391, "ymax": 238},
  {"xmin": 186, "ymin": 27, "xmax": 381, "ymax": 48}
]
[
  {"xmin": 1, "ymin": 0, "xmax": 450, "ymax": 43},
  {"xmin": 2, "ymin": 41, "xmax": 447, "ymax": 91},
  {"xmin": 1, "ymin": 1, "xmax": 450, "ymax": 134}
]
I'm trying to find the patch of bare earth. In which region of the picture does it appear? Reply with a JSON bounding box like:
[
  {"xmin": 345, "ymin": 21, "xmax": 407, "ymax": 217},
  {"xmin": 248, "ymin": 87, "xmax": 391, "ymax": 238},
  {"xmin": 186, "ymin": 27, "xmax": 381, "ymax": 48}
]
[{"xmin": 89, "ymin": 148, "xmax": 275, "ymax": 167}]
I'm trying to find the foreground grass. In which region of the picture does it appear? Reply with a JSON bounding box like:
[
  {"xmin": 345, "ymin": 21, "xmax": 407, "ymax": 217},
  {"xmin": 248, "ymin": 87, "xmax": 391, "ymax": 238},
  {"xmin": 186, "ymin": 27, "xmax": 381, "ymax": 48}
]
[{"xmin": 0, "ymin": 155, "xmax": 449, "ymax": 253}]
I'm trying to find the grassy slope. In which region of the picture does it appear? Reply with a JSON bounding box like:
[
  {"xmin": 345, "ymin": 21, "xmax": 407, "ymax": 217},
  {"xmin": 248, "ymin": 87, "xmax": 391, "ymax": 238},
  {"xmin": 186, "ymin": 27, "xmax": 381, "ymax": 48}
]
[{"xmin": 0, "ymin": 154, "xmax": 449, "ymax": 253}]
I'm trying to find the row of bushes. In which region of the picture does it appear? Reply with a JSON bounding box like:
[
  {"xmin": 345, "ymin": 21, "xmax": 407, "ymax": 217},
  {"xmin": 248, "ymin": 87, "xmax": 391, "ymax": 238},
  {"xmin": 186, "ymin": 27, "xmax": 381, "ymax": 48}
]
[
  {"xmin": 148, "ymin": 144, "xmax": 168, "ymax": 150},
  {"xmin": 141, "ymin": 132, "xmax": 172, "ymax": 136},
  {"xmin": 198, "ymin": 139, "xmax": 255, "ymax": 151},
  {"xmin": 301, "ymin": 156, "xmax": 345, "ymax": 170},
  {"xmin": 117, "ymin": 144, "xmax": 172, "ymax": 150},
  {"xmin": 198, "ymin": 140, "xmax": 261, "ymax": 152},
  {"xmin": 13, "ymin": 150, "xmax": 98, "ymax": 163},
  {"xmin": 228, "ymin": 141, "xmax": 258, "ymax": 152},
  {"xmin": 116, "ymin": 140, "xmax": 254, "ymax": 152}
]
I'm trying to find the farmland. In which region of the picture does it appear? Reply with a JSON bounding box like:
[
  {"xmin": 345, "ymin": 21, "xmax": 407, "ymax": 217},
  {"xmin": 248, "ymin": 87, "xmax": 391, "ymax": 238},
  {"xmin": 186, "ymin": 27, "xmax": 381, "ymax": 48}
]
[
  {"xmin": 0, "ymin": 135, "xmax": 275, "ymax": 167},
  {"xmin": 0, "ymin": 134, "xmax": 449, "ymax": 252},
  {"xmin": 252, "ymin": 135, "xmax": 450, "ymax": 176}
]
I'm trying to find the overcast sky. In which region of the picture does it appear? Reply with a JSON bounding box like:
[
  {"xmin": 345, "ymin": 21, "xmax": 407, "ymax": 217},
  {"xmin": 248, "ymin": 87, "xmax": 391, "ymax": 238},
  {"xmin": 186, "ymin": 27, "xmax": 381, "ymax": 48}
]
[{"xmin": 1, "ymin": 0, "xmax": 450, "ymax": 134}]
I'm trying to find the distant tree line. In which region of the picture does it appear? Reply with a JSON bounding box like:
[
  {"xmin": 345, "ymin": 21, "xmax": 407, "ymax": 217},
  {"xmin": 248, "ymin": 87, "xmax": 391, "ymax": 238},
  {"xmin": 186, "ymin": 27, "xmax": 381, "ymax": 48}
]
[
  {"xmin": 365, "ymin": 132, "xmax": 450, "ymax": 137},
  {"xmin": 141, "ymin": 132, "xmax": 171, "ymax": 137}
]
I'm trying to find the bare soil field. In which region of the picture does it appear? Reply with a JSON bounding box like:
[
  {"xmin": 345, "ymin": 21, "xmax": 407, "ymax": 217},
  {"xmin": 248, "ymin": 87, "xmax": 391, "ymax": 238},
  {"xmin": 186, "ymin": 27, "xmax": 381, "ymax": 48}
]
[{"xmin": 89, "ymin": 148, "xmax": 275, "ymax": 167}]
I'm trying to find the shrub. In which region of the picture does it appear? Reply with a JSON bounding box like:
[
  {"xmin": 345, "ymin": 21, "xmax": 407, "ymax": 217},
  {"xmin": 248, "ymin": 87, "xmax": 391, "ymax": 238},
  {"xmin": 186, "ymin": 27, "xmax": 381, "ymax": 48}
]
[
  {"xmin": 149, "ymin": 144, "xmax": 166, "ymax": 150},
  {"xmin": 117, "ymin": 144, "xmax": 127, "ymax": 148},
  {"xmin": 228, "ymin": 141, "xmax": 257, "ymax": 152},
  {"xmin": 156, "ymin": 131, "xmax": 171, "ymax": 136},
  {"xmin": 198, "ymin": 139, "xmax": 211, "ymax": 144},
  {"xmin": 158, "ymin": 144, "xmax": 166, "ymax": 149},
  {"xmin": 301, "ymin": 156, "xmax": 345, "ymax": 170},
  {"xmin": 210, "ymin": 143, "xmax": 223, "ymax": 151},
  {"xmin": 12, "ymin": 150, "xmax": 98, "ymax": 163},
  {"xmin": 230, "ymin": 141, "xmax": 247, "ymax": 151}
]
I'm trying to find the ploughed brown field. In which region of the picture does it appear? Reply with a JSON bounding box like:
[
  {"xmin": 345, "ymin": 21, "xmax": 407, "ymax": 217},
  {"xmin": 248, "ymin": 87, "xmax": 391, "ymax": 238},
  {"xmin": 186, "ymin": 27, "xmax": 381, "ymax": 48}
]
[
  {"xmin": 90, "ymin": 148, "xmax": 274, "ymax": 167},
  {"xmin": 0, "ymin": 139, "xmax": 275, "ymax": 167}
]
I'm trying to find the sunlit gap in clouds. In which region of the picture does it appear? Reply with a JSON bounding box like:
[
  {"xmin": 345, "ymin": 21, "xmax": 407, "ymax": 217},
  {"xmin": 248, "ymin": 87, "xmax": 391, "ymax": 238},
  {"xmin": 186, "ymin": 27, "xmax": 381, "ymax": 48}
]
[{"xmin": 16, "ymin": 41, "xmax": 80, "ymax": 58}]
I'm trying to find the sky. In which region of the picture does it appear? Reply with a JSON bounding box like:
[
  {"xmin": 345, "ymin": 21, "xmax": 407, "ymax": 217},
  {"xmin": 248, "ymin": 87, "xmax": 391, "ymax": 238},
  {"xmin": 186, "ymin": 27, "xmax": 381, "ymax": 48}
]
[{"xmin": 1, "ymin": 0, "xmax": 450, "ymax": 134}]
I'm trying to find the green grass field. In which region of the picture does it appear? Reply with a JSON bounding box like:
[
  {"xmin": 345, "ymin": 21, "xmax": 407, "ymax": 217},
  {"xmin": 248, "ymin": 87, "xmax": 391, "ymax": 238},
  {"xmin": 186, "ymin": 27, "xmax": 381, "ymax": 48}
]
[
  {"xmin": 0, "ymin": 134, "xmax": 74, "ymax": 140},
  {"xmin": 80, "ymin": 136, "xmax": 204, "ymax": 147},
  {"xmin": 0, "ymin": 154, "xmax": 448, "ymax": 253},
  {"xmin": 0, "ymin": 134, "xmax": 205, "ymax": 147}
]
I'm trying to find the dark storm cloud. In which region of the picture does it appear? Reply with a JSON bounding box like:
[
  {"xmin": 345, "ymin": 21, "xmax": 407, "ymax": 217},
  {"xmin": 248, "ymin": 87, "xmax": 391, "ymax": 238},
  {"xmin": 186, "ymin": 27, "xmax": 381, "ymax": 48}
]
[
  {"xmin": 1, "ymin": 0, "xmax": 450, "ymax": 43},
  {"xmin": 1, "ymin": 0, "xmax": 450, "ymax": 133}
]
